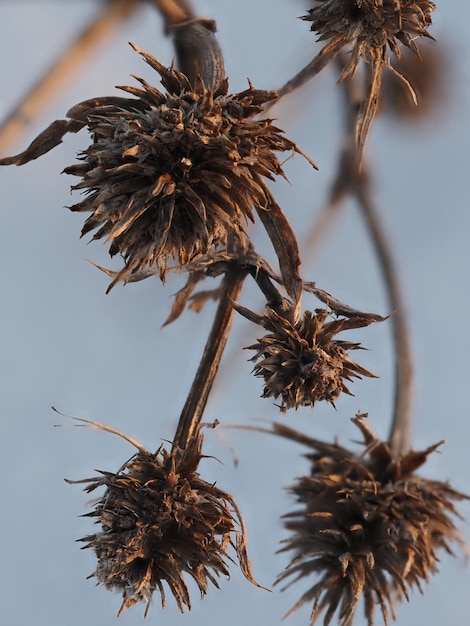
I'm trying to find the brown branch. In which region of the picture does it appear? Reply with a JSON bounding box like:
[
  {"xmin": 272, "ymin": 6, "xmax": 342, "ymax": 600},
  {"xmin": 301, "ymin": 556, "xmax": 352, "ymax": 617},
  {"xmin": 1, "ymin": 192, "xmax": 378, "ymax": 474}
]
[
  {"xmin": 172, "ymin": 268, "xmax": 246, "ymax": 452},
  {"xmin": 266, "ymin": 37, "xmax": 345, "ymax": 111},
  {"xmin": 355, "ymin": 185, "xmax": 413, "ymax": 456},
  {"xmin": 0, "ymin": 0, "xmax": 141, "ymax": 156},
  {"xmin": 337, "ymin": 76, "xmax": 414, "ymax": 456},
  {"xmin": 148, "ymin": 0, "xmax": 224, "ymax": 89}
]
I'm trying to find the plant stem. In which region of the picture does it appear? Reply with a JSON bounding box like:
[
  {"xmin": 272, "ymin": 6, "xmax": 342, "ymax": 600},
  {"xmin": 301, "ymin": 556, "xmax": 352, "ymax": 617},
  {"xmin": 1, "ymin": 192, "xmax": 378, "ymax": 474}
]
[
  {"xmin": 149, "ymin": 0, "xmax": 194, "ymax": 24},
  {"xmin": 172, "ymin": 269, "xmax": 245, "ymax": 452},
  {"xmin": 153, "ymin": 0, "xmax": 232, "ymax": 453},
  {"xmin": 355, "ymin": 186, "xmax": 413, "ymax": 456},
  {"xmin": 149, "ymin": 0, "xmax": 224, "ymax": 89},
  {"xmin": 333, "ymin": 73, "xmax": 414, "ymax": 456}
]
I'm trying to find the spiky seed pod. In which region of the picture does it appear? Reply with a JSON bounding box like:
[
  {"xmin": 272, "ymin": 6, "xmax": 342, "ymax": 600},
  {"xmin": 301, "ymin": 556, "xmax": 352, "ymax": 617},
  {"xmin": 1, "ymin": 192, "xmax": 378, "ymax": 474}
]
[
  {"xmin": 272, "ymin": 418, "xmax": 468, "ymax": 626},
  {"xmin": 1, "ymin": 45, "xmax": 314, "ymax": 299},
  {"xmin": 239, "ymin": 306, "xmax": 377, "ymax": 412},
  {"xmin": 68, "ymin": 424, "xmax": 260, "ymax": 616},
  {"xmin": 302, "ymin": 0, "xmax": 436, "ymax": 155}
]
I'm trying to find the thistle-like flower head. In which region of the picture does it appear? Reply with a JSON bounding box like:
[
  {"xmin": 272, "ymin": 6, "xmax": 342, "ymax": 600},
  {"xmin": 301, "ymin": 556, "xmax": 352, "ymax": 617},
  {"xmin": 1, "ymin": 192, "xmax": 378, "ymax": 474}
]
[
  {"xmin": 238, "ymin": 305, "xmax": 377, "ymax": 412},
  {"xmin": 273, "ymin": 418, "xmax": 467, "ymax": 625},
  {"xmin": 303, "ymin": 0, "xmax": 436, "ymax": 154},
  {"xmin": 1, "ymin": 44, "xmax": 313, "ymax": 298},
  {"xmin": 70, "ymin": 423, "xmax": 260, "ymax": 616},
  {"xmin": 305, "ymin": 0, "xmax": 435, "ymax": 59}
]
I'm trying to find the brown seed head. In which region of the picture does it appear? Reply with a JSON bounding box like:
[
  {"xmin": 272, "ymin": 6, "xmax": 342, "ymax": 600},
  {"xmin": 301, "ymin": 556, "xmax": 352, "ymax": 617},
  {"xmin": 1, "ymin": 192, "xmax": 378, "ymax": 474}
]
[
  {"xmin": 245, "ymin": 307, "xmax": 377, "ymax": 412},
  {"xmin": 62, "ymin": 45, "xmax": 305, "ymax": 288},
  {"xmin": 303, "ymin": 0, "xmax": 436, "ymax": 154},
  {"xmin": 274, "ymin": 418, "xmax": 467, "ymax": 625},
  {"xmin": 304, "ymin": 0, "xmax": 435, "ymax": 61},
  {"xmin": 73, "ymin": 428, "xmax": 259, "ymax": 616}
]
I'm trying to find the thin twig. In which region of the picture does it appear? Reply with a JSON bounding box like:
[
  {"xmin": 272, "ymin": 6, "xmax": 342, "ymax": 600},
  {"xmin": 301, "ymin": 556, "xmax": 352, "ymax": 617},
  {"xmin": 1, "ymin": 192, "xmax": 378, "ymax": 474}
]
[
  {"xmin": 172, "ymin": 268, "xmax": 246, "ymax": 452},
  {"xmin": 266, "ymin": 37, "xmax": 344, "ymax": 110},
  {"xmin": 0, "ymin": 0, "xmax": 140, "ymax": 156}
]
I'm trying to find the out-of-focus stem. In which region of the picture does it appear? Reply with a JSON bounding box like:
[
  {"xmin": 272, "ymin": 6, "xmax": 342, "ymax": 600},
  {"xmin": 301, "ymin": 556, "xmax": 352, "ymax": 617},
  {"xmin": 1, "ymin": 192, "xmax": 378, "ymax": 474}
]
[
  {"xmin": 267, "ymin": 37, "xmax": 344, "ymax": 110},
  {"xmin": 148, "ymin": 0, "xmax": 194, "ymax": 23},
  {"xmin": 0, "ymin": 0, "xmax": 140, "ymax": 156},
  {"xmin": 356, "ymin": 187, "xmax": 413, "ymax": 456},
  {"xmin": 301, "ymin": 198, "xmax": 343, "ymax": 265},
  {"xmin": 172, "ymin": 269, "xmax": 245, "ymax": 452},
  {"xmin": 333, "ymin": 73, "xmax": 414, "ymax": 456},
  {"xmin": 148, "ymin": 0, "xmax": 224, "ymax": 88}
]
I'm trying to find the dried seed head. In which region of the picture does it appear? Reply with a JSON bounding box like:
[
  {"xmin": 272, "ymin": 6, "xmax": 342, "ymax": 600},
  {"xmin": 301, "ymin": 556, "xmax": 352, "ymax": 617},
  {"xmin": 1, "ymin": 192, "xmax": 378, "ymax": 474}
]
[
  {"xmin": 0, "ymin": 44, "xmax": 314, "ymax": 302},
  {"xmin": 274, "ymin": 418, "xmax": 467, "ymax": 625},
  {"xmin": 64, "ymin": 45, "xmax": 309, "ymax": 290},
  {"xmin": 244, "ymin": 307, "xmax": 377, "ymax": 412},
  {"xmin": 71, "ymin": 427, "xmax": 260, "ymax": 616},
  {"xmin": 304, "ymin": 0, "xmax": 435, "ymax": 57},
  {"xmin": 303, "ymin": 0, "xmax": 436, "ymax": 154}
]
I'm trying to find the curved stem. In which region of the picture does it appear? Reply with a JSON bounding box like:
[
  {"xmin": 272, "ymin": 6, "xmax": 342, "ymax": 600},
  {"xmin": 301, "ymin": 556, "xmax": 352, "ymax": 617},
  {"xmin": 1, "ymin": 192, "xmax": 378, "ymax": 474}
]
[
  {"xmin": 266, "ymin": 37, "xmax": 344, "ymax": 110},
  {"xmin": 334, "ymin": 71, "xmax": 414, "ymax": 456},
  {"xmin": 355, "ymin": 187, "xmax": 413, "ymax": 456},
  {"xmin": 172, "ymin": 269, "xmax": 245, "ymax": 452}
]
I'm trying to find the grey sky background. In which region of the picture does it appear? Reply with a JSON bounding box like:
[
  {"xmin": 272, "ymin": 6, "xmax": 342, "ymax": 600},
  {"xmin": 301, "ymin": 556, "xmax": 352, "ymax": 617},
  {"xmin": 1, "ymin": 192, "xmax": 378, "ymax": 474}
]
[{"xmin": 1, "ymin": 1, "xmax": 469, "ymax": 625}]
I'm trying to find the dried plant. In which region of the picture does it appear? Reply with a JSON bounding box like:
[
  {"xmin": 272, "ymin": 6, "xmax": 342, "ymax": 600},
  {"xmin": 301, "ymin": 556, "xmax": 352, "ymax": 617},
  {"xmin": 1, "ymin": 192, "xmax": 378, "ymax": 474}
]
[
  {"xmin": 275, "ymin": 0, "xmax": 436, "ymax": 157},
  {"xmin": 0, "ymin": 1, "xmax": 466, "ymax": 625},
  {"xmin": 264, "ymin": 418, "xmax": 468, "ymax": 626},
  {"xmin": 67, "ymin": 420, "xmax": 260, "ymax": 616},
  {"xmin": 0, "ymin": 43, "xmax": 314, "ymax": 300},
  {"xmin": 236, "ymin": 305, "xmax": 378, "ymax": 412}
]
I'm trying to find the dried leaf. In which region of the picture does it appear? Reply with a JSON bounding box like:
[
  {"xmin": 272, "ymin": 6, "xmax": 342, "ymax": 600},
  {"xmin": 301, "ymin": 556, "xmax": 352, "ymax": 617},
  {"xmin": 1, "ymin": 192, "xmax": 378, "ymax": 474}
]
[
  {"xmin": 255, "ymin": 193, "xmax": 303, "ymax": 319},
  {"xmin": 0, "ymin": 119, "xmax": 84, "ymax": 165}
]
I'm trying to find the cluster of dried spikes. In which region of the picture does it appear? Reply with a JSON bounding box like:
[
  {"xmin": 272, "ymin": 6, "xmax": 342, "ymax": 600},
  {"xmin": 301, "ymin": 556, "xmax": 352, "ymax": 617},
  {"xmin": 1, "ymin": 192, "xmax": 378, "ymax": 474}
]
[
  {"xmin": 299, "ymin": 0, "xmax": 436, "ymax": 156},
  {"xmin": 68, "ymin": 423, "xmax": 260, "ymax": 616},
  {"xmin": 1, "ymin": 44, "xmax": 314, "ymax": 302},
  {"xmin": 269, "ymin": 418, "xmax": 468, "ymax": 626},
  {"xmin": 236, "ymin": 304, "xmax": 378, "ymax": 412}
]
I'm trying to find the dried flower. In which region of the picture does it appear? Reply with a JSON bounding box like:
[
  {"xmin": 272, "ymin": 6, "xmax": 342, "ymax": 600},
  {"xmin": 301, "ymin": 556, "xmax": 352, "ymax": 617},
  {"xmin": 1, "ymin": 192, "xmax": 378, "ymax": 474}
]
[
  {"xmin": 0, "ymin": 44, "xmax": 315, "ymax": 299},
  {"xmin": 236, "ymin": 305, "xmax": 377, "ymax": 412},
  {"xmin": 302, "ymin": 0, "xmax": 436, "ymax": 155},
  {"xmin": 272, "ymin": 417, "xmax": 467, "ymax": 625},
  {"xmin": 68, "ymin": 421, "xmax": 260, "ymax": 616}
]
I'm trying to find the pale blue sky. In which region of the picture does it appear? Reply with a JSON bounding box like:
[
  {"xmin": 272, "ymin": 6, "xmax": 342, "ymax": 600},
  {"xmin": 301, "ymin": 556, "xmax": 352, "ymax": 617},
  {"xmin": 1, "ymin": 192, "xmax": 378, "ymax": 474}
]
[{"xmin": 0, "ymin": 2, "xmax": 469, "ymax": 625}]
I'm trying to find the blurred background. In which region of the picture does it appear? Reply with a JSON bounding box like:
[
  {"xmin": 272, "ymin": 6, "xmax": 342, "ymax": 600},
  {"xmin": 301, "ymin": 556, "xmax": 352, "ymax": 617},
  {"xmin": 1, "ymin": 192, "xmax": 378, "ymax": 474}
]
[{"xmin": 0, "ymin": 1, "xmax": 469, "ymax": 625}]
